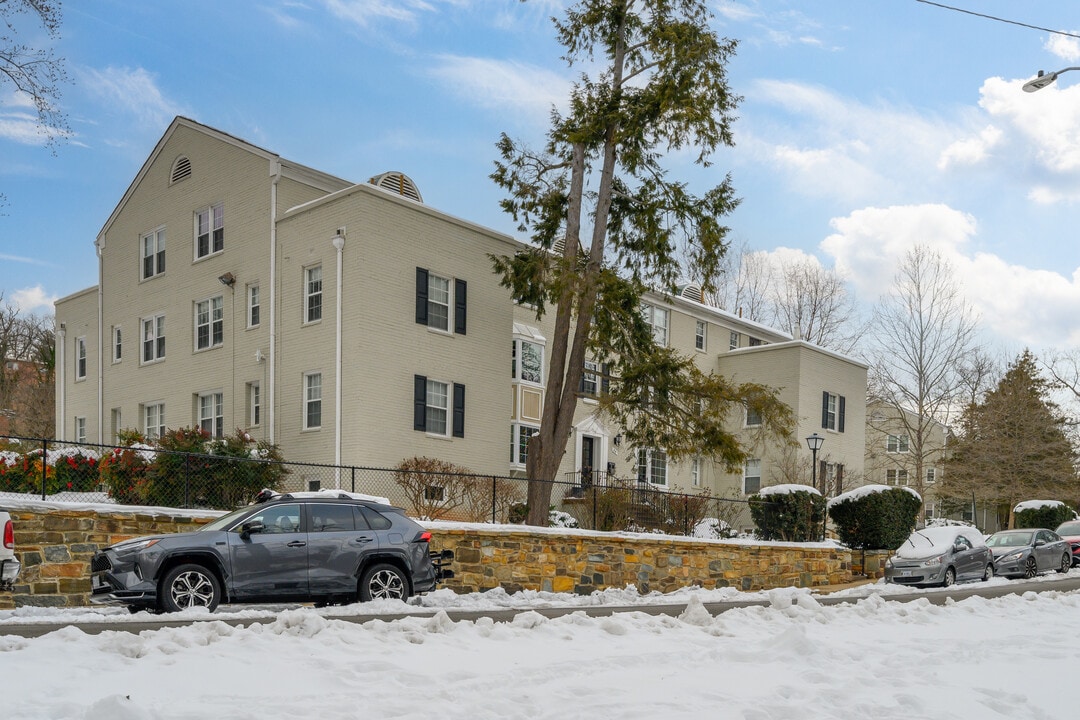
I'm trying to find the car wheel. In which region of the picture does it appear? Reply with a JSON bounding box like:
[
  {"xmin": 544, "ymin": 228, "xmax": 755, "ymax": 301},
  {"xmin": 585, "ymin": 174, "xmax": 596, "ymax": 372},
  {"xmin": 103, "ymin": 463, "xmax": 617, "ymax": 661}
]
[
  {"xmin": 982, "ymin": 563, "xmax": 994, "ymax": 582},
  {"xmin": 1023, "ymin": 556, "xmax": 1038, "ymax": 579},
  {"xmin": 160, "ymin": 563, "xmax": 221, "ymax": 613},
  {"xmin": 942, "ymin": 567, "xmax": 956, "ymax": 587},
  {"xmin": 1058, "ymin": 552, "xmax": 1071, "ymax": 574},
  {"xmin": 359, "ymin": 563, "xmax": 408, "ymax": 602}
]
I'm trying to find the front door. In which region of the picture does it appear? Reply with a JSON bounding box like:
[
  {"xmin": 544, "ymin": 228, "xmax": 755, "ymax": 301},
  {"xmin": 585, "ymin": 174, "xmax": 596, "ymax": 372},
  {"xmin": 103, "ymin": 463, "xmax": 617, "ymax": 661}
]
[{"xmin": 581, "ymin": 436, "xmax": 595, "ymax": 488}]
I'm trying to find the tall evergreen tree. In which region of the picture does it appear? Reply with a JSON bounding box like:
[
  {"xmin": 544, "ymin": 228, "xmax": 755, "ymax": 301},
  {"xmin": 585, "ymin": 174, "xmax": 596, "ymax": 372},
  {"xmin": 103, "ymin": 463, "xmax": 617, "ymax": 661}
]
[
  {"xmin": 942, "ymin": 350, "xmax": 1078, "ymax": 527},
  {"xmin": 491, "ymin": 0, "xmax": 793, "ymax": 525}
]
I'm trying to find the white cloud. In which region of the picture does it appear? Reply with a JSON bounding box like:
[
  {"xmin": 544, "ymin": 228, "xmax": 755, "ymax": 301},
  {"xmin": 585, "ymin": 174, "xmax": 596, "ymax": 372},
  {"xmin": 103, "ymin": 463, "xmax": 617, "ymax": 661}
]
[
  {"xmin": 10, "ymin": 286, "xmax": 59, "ymax": 315},
  {"xmin": 820, "ymin": 203, "xmax": 1080, "ymax": 349},
  {"xmin": 978, "ymin": 76, "xmax": 1080, "ymax": 174},
  {"xmin": 429, "ymin": 55, "xmax": 568, "ymax": 121},
  {"xmin": 318, "ymin": 0, "xmax": 435, "ymax": 27},
  {"xmin": 715, "ymin": 2, "xmax": 759, "ymax": 22},
  {"xmin": 1045, "ymin": 34, "xmax": 1080, "ymax": 62},
  {"xmin": 79, "ymin": 67, "xmax": 187, "ymax": 132},
  {"xmin": 937, "ymin": 125, "xmax": 1003, "ymax": 170}
]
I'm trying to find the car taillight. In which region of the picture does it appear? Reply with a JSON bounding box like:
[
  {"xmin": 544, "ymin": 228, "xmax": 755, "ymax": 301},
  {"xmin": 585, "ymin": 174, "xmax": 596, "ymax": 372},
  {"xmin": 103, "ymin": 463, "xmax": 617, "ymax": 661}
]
[
  {"xmin": 3, "ymin": 520, "xmax": 12, "ymax": 550},
  {"xmin": 417, "ymin": 531, "xmax": 431, "ymax": 543}
]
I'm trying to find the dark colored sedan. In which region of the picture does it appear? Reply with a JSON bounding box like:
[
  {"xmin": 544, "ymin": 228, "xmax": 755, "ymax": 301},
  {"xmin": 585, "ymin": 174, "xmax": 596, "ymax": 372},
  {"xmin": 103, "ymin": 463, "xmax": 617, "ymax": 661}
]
[
  {"xmin": 90, "ymin": 491, "xmax": 451, "ymax": 613},
  {"xmin": 985, "ymin": 528, "xmax": 1071, "ymax": 579},
  {"xmin": 1054, "ymin": 520, "xmax": 1080, "ymax": 567}
]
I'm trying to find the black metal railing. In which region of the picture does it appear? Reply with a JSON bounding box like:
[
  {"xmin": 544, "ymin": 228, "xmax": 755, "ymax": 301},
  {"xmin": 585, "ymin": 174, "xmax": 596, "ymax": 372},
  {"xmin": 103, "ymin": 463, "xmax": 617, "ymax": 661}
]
[{"xmin": 0, "ymin": 435, "xmax": 764, "ymax": 537}]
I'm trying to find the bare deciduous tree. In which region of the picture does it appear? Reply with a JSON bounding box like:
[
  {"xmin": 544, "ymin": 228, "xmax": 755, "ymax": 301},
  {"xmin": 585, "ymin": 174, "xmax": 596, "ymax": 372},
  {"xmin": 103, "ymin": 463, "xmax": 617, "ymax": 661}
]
[
  {"xmin": 1, "ymin": 0, "xmax": 69, "ymax": 148},
  {"xmin": 869, "ymin": 246, "xmax": 981, "ymax": 504},
  {"xmin": 769, "ymin": 256, "xmax": 867, "ymax": 355}
]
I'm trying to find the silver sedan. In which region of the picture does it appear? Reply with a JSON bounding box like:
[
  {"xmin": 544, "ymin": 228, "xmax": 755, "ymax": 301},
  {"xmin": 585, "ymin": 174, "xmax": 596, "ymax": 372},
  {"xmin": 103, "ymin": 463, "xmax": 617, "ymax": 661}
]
[{"xmin": 985, "ymin": 529, "xmax": 1071, "ymax": 579}]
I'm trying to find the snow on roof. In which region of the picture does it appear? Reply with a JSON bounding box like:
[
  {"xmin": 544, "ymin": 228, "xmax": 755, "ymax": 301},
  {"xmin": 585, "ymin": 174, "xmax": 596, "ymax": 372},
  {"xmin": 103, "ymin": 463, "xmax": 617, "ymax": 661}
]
[
  {"xmin": 1013, "ymin": 499, "xmax": 1065, "ymax": 513},
  {"xmin": 757, "ymin": 484, "xmax": 821, "ymax": 497},
  {"xmin": 827, "ymin": 483, "xmax": 921, "ymax": 509},
  {"xmin": 894, "ymin": 525, "xmax": 985, "ymax": 559}
]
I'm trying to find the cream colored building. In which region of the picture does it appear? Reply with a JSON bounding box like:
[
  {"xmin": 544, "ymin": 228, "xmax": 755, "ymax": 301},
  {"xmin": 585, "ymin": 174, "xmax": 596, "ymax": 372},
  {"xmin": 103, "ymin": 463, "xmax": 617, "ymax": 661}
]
[{"xmin": 55, "ymin": 117, "xmax": 868, "ymax": 515}]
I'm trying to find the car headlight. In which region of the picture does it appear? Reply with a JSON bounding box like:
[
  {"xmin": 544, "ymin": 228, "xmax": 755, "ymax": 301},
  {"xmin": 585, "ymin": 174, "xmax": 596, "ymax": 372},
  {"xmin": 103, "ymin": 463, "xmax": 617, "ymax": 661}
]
[
  {"xmin": 925, "ymin": 554, "xmax": 944, "ymax": 567},
  {"xmin": 113, "ymin": 538, "xmax": 160, "ymax": 553},
  {"xmin": 1000, "ymin": 550, "xmax": 1023, "ymax": 563}
]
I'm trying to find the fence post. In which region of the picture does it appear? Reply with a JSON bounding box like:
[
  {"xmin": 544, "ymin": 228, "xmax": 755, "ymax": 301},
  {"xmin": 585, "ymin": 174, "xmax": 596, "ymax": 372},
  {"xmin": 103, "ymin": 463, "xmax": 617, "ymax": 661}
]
[
  {"xmin": 184, "ymin": 453, "xmax": 191, "ymax": 509},
  {"xmin": 591, "ymin": 482, "xmax": 597, "ymax": 530},
  {"xmin": 40, "ymin": 437, "xmax": 48, "ymax": 500},
  {"xmin": 351, "ymin": 467, "xmax": 356, "ymax": 493},
  {"xmin": 491, "ymin": 477, "xmax": 497, "ymax": 523}
]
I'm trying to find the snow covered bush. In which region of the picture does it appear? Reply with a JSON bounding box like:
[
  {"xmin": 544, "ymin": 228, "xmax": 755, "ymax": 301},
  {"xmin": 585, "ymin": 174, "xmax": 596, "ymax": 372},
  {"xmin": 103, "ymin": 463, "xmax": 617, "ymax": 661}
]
[
  {"xmin": 748, "ymin": 484, "xmax": 825, "ymax": 542},
  {"xmin": 827, "ymin": 485, "xmax": 921, "ymax": 550},
  {"xmin": 1013, "ymin": 500, "xmax": 1074, "ymax": 530},
  {"xmin": 549, "ymin": 509, "xmax": 580, "ymax": 528}
]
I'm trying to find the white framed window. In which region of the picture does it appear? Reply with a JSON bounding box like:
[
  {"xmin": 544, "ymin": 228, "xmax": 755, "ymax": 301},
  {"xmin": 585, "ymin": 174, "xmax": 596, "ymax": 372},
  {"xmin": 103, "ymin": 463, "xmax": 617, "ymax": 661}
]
[
  {"xmin": 424, "ymin": 485, "xmax": 447, "ymax": 503},
  {"xmin": 691, "ymin": 457, "xmax": 701, "ymax": 487},
  {"xmin": 886, "ymin": 434, "xmax": 909, "ymax": 453},
  {"xmin": 745, "ymin": 405, "xmax": 762, "ymax": 427},
  {"xmin": 510, "ymin": 423, "xmax": 539, "ymax": 467},
  {"xmin": 198, "ymin": 392, "xmax": 224, "ymax": 438},
  {"xmin": 304, "ymin": 372, "xmax": 322, "ymax": 430},
  {"xmin": 425, "ymin": 379, "xmax": 449, "ymax": 436},
  {"xmin": 247, "ymin": 284, "xmax": 260, "ymax": 328},
  {"xmin": 195, "ymin": 296, "xmax": 224, "ymax": 351},
  {"xmin": 886, "ymin": 469, "xmax": 909, "ymax": 486},
  {"xmin": 695, "ymin": 320, "xmax": 706, "ymax": 351},
  {"xmin": 729, "ymin": 331, "xmax": 739, "ymax": 350},
  {"xmin": 141, "ymin": 227, "xmax": 166, "ymax": 280},
  {"xmin": 743, "ymin": 458, "xmax": 761, "ymax": 494},
  {"xmin": 75, "ymin": 336, "xmax": 87, "ymax": 380},
  {"xmin": 112, "ymin": 326, "xmax": 122, "ymax": 363},
  {"xmin": 74, "ymin": 416, "xmax": 86, "ymax": 444},
  {"xmin": 305, "ymin": 265, "xmax": 323, "ymax": 324},
  {"xmin": 426, "ymin": 273, "xmax": 451, "ymax": 332},
  {"xmin": 582, "ymin": 360, "xmax": 598, "ymax": 396},
  {"xmin": 248, "ymin": 381, "xmax": 261, "ymax": 427},
  {"xmin": 110, "ymin": 408, "xmax": 122, "ymax": 444},
  {"xmin": 748, "ymin": 336, "xmax": 763, "ymax": 347},
  {"xmin": 642, "ymin": 303, "xmax": 669, "ymax": 346},
  {"xmin": 637, "ymin": 448, "xmax": 668, "ymax": 486},
  {"xmin": 821, "ymin": 391, "xmax": 845, "ymax": 432},
  {"xmin": 141, "ymin": 314, "xmax": 165, "ymax": 363},
  {"xmin": 926, "ymin": 467, "xmax": 936, "ymax": 484},
  {"xmin": 194, "ymin": 203, "xmax": 224, "ymax": 259},
  {"xmin": 144, "ymin": 402, "xmax": 165, "ymax": 440},
  {"xmin": 512, "ymin": 338, "xmax": 544, "ymax": 384}
]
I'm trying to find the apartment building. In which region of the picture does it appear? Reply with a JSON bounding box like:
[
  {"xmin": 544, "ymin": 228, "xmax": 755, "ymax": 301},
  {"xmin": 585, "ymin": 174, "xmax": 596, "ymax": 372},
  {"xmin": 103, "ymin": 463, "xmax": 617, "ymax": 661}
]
[{"xmin": 54, "ymin": 116, "xmax": 868, "ymax": 511}]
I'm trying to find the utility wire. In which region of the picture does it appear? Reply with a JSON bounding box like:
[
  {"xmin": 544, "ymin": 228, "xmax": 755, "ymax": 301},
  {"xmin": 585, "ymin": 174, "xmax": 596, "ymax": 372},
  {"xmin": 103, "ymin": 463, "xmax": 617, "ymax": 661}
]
[{"xmin": 915, "ymin": 0, "xmax": 1080, "ymax": 40}]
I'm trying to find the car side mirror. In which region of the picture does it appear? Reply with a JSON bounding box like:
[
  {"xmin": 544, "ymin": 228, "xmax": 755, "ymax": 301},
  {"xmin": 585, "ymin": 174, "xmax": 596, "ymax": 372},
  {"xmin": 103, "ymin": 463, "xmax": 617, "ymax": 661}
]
[
  {"xmin": 1034, "ymin": 539, "xmax": 1046, "ymax": 547},
  {"xmin": 240, "ymin": 520, "xmax": 265, "ymax": 538}
]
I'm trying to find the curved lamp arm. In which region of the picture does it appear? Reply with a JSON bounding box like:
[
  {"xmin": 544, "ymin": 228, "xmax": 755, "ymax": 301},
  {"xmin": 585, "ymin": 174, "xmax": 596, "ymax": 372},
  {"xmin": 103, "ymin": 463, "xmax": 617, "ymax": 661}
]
[{"xmin": 1023, "ymin": 67, "xmax": 1080, "ymax": 93}]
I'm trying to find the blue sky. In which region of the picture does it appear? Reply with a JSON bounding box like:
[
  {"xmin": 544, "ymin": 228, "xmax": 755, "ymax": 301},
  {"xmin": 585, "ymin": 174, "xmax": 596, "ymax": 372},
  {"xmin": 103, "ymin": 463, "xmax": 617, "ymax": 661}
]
[{"xmin": 3, "ymin": 0, "xmax": 1080, "ymax": 353}]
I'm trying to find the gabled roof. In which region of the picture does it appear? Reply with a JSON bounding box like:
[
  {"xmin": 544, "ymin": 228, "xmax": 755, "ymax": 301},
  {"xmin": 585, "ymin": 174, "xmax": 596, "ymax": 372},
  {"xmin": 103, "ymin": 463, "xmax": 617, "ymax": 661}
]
[{"xmin": 95, "ymin": 116, "xmax": 352, "ymax": 246}]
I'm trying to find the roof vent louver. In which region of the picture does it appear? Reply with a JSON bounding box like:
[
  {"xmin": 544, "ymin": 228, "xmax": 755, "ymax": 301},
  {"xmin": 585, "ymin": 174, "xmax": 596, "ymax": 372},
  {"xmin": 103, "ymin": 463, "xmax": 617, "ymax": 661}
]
[
  {"xmin": 170, "ymin": 156, "xmax": 192, "ymax": 184},
  {"xmin": 369, "ymin": 171, "xmax": 422, "ymax": 203},
  {"xmin": 678, "ymin": 283, "xmax": 703, "ymax": 303}
]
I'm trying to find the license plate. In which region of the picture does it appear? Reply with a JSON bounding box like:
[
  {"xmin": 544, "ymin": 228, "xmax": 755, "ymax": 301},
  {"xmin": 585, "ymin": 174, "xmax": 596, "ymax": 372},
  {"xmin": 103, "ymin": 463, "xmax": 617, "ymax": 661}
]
[{"xmin": 900, "ymin": 570, "xmax": 912, "ymax": 577}]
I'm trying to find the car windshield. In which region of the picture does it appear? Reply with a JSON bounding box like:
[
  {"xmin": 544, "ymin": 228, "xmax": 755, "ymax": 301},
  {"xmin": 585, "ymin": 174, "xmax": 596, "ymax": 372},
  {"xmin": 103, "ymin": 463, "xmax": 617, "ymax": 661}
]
[
  {"xmin": 894, "ymin": 526, "xmax": 981, "ymax": 559},
  {"xmin": 1057, "ymin": 522, "xmax": 1080, "ymax": 536},
  {"xmin": 986, "ymin": 531, "xmax": 1033, "ymax": 548},
  {"xmin": 197, "ymin": 506, "xmax": 253, "ymax": 532}
]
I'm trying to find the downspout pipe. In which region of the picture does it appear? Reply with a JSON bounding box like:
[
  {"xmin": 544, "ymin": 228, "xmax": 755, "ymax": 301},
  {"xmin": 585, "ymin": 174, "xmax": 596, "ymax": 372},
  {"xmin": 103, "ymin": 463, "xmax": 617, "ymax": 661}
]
[
  {"xmin": 56, "ymin": 322, "xmax": 66, "ymax": 440},
  {"xmin": 96, "ymin": 240, "xmax": 104, "ymax": 443},
  {"xmin": 332, "ymin": 230, "xmax": 345, "ymax": 486},
  {"xmin": 268, "ymin": 161, "xmax": 282, "ymax": 444}
]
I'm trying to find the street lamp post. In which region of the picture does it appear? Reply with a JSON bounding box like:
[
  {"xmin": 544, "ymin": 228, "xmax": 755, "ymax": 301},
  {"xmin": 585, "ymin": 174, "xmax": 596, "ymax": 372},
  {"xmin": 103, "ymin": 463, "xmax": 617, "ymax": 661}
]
[
  {"xmin": 1023, "ymin": 67, "xmax": 1080, "ymax": 93},
  {"xmin": 806, "ymin": 432, "xmax": 825, "ymax": 541}
]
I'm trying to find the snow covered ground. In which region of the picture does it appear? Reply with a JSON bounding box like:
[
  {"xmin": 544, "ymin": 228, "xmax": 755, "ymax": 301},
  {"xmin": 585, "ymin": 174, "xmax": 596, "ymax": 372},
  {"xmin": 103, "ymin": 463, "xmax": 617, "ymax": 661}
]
[{"xmin": 1, "ymin": 572, "xmax": 1076, "ymax": 719}]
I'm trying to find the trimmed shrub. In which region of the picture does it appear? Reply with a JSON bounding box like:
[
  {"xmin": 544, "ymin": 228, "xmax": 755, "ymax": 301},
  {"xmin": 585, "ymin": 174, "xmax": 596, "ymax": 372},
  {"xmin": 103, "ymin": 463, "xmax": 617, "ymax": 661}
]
[
  {"xmin": 749, "ymin": 488, "xmax": 825, "ymax": 542},
  {"xmin": 829, "ymin": 486, "xmax": 922, "ymax": 550},
  {"xmin": 1013, "ymin": 501, "xmax": 1074, "ymax": 530}
]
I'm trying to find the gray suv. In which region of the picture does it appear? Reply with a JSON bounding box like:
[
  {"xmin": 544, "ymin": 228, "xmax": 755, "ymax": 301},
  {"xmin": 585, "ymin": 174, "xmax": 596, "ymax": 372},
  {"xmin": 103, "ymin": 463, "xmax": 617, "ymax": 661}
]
[{"xmin": 90, "ymin": 491, "xmax": 451, "ymax": 613}]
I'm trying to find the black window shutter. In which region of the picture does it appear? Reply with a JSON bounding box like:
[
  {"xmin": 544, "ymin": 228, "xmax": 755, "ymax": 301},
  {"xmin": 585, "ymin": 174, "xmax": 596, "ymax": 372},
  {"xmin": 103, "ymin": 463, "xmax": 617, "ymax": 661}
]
[
  {"xmin": 413, "ymin": 375, "xmax": 427, "ymax": 431},
  {"xmin": 601, "ymin": 363, "xmax": 610, "ymax": 395},
  {"xmin": 836, "ymin": 464, "xmax": 844, "ymax": 494},
  {"xmin": 454, "ymin": 279, "xmax": 467, "ymax": 335},
  {"xmin": 838, "ymin": 395, "xmax": 846, "ymax": 433},
  {"xmin": 821, "ymin": 391, "xmax": 829, "ymax": 428},
  {"xmin": 452, "ymin": 383, "xmax": 465, "ymax": 437},
  {"xmin": 415, "ymin": 268, "xmax": 428, "ymax": 325}
]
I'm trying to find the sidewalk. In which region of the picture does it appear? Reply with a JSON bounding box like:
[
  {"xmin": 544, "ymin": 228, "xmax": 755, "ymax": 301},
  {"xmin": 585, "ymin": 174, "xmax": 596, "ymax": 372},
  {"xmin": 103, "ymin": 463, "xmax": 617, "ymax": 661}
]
[{"xmin": 814, "ymin": 577, "xmax": 878, "ymax": 594}]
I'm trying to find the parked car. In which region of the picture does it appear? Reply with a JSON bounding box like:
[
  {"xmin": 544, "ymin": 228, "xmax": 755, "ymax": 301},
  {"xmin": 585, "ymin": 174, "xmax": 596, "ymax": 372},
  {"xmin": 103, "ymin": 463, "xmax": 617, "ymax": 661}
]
[
  {"xmin": 884, "ymin": 525, "xmax": 994, "ymax": 587},
  {"xmin": 1053, "ymin": 520, "xmax": 1080, "ymax": 567},
  {"xmin": 90, "ymin": 490, "xmax": 453, "ymax": 613},
  {"xmin": 984, "ymin": 528, "xmax": 1071, "ymax": 579},
  {"xmin": 0, "ymin": 508, "xmax": 19, "ymax": 590}
]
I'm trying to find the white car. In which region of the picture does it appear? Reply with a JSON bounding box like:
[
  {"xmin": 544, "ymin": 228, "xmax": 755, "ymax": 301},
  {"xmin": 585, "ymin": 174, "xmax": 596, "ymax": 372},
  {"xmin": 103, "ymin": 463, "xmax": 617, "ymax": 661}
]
[{"xmin": 0, "ymin": 509, "xmax": 19, "ymax": 590}]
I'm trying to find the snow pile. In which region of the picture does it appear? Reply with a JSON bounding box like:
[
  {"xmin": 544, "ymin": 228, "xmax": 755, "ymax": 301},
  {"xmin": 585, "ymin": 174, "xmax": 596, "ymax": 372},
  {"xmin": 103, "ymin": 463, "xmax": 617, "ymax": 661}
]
[
  {"xmin": 828, "ymin": 483, "xmax": 921, "ymax": 508},
  {"xmin": 757, "ymin": 483, "xmax": 821, "ymax": 496},
  {"xmin": 894, "ymin": 525, "xmax": 985, "ymax": 559},
  {"xmin": 1014, "ymin": 499, "xmax": 1066, "ymax": 513}
]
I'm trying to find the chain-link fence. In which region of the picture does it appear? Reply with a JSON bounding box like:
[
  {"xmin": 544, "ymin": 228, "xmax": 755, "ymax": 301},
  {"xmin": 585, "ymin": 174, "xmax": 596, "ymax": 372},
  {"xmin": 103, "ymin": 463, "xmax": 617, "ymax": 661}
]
[{"xmin": 0, "ymin": 435, "xmax": 763, "ymax": 537}]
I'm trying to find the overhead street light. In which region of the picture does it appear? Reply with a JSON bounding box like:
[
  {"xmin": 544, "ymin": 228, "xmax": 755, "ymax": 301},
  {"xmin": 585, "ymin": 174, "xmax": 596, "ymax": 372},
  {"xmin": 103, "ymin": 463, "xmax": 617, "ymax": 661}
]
[{"xmin": 1023, "ymin": 67, "xmax": 1080, "ymax": 93}]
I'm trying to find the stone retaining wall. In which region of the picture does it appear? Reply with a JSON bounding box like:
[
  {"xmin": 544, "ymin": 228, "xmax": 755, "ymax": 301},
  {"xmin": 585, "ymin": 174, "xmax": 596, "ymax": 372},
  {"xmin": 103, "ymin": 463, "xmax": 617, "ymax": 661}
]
[{"xmin": 1, "ymin": 507, "xmax": 859, "ymax": 609}]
